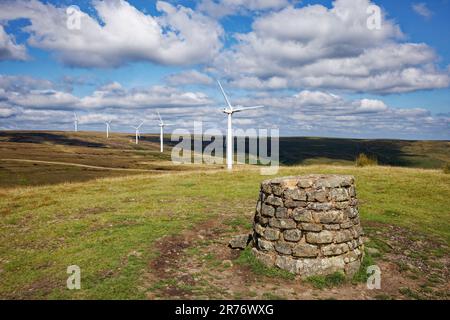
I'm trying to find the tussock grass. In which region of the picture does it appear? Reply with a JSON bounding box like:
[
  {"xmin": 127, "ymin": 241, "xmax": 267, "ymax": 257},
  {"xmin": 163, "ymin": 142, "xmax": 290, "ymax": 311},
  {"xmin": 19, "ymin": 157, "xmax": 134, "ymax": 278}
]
[
  {"xmin": 355, "ymin": 153, "xmax": 378, "ymax": 167},
  {"xmin": 443, "ymin": 163, "xmax": 450, "ymax": 174}
]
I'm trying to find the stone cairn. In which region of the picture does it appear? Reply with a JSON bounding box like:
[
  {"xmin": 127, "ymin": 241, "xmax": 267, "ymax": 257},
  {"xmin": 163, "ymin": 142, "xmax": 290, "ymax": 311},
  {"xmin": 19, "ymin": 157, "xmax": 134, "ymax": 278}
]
[{"xmin": 252, "ymin": 174, "xmax": 364, "ymax": 278}]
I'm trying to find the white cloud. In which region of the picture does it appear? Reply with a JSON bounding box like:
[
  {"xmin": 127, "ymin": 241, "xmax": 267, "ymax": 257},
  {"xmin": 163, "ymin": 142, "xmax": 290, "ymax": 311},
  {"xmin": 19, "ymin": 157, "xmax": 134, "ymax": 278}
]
[
  {"xmin": 0, "ymin": 75, "xmax": 213, "ymax": 113},
  {"xmin": 166, "ymin": 70, "xmax": 214, "ymax": 86},
  {"xmin": 80, "ymin": 83, "xmax": 212, "ymax": 109},
  {"xmin": 0, "ymin": 25, "xmax": 27, "ymax": 61},
  {"xmin": 212, "ymin": 0, "xmax": 449, "ymax": 93},
  {"xmin": 234, "ymin": 89, "xmax": 449, "ymax": 139},
  {"xmin": 0, "ymin": 0, "xmax": 223, "ymax": 68},
  {"xmin": 1, "ymin": 75, "xmax": 448, "ymax": 139},
  {"xmin": 412, "ymin": 3, "xmax": 433, "ymax": 20},
  {"xmin": 198, "ymin": 0, "xmax": 290, "ymax": 18},
  {"xmin": 356, "ymin": 99, "xmax": 388, "ymax": 112},
  {"xmin": 294, "ymin": 90, "xmax": 341, "ymax": 106},
  {"xmin": 0, "ymin": 104, "xmax": 17, "ymax": 117}
]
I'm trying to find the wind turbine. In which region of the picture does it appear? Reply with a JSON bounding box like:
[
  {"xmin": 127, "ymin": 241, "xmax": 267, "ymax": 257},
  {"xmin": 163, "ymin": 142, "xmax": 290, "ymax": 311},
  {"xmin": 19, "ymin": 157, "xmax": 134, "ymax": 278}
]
[
  {"xmin": 217, "ymin": 80, "xmax": 264, "ymax": 171},
  {"xmin": 132, "ymin": 121, "xmax": 144, "ymax": 144},
  {"xmin": 73, "ymin": 112, "xmax": 78, "ymax": 132},
  {"xmin": 105, "ymin": 120, "xmax": 112, "ymax": 138},
  {"xmin": 157, "ymin": 112, "xmax": 171, "ymax": 153}
]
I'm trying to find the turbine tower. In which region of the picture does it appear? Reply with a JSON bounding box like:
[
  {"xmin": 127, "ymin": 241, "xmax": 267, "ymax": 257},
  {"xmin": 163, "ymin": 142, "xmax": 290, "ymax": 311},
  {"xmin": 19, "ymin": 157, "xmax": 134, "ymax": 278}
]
[
  {"xmin": 157, "ymin": 112, "xmax": 171, "ymax": 153},
  {"xmin": 132, "ymin": 121, "xmax": 145, "ymax": 145},
  {"xmin": 73, "ymin": 112, "xmax": 78, "ymax": 132},
  {"xmin": 105, "ymin": 120, "xmax": 112, "ymax": 138},
  {"xmin": 217, "ymin": 80, "xmax": 264, "ymax": 171}
]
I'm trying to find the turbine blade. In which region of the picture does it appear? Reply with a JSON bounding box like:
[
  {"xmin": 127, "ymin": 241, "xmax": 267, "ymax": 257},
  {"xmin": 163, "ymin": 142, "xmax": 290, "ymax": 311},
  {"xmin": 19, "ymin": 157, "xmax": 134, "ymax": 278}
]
[
  {"xmin": 217, "ymin": 80, "xmax": 232, "ymax": 110},
  {"xmin": 233, "ymin": 105, "xmax": 264, "ymax": 113},
  {"xmin": 157, "ymin": 111, "xmax": 162, "ymax": 122}
]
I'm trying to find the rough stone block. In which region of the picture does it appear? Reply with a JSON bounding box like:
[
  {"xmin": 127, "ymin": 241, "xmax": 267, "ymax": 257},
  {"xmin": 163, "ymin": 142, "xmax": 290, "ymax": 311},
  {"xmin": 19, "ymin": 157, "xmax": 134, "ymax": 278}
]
[
  {"xmin": 292, "ymin": 243, "xmax": 318, "ymax": 258},
  {"xmin": 254, "ymin": 223, "xmax": 265, "ymax": 236},
  {"xmin": 274, "ymin": 242, "xmax": 293, "ymax": 255},
  {"xmin": 283, "ymin": 229, "xmax": 302, "ymax": 242},
  {"xmin": 313, "ymin": 210, "xmax": 345, "ymax": 224},
  {"xmin": 284, "ymin": 199, "xmax": 307, "ymax": 208},
  {"xmin": 269, "ymin": 218, "xmax": 296, "ymax": 229},
  {"xmin": 275, "ymin": 206, "xmax": 289, "ymax": 218},
  {"xmin": 263, "ymin": 227, "xmax": 280, "ymax": 241},
  {"xmin": 284, "ymin": 188, "xmax": 307, "ymax": 201},
  {"xmin": 261, "ymin": 204, "xmax": 275, "ymax": 217},
  {"xmin": 275, "ymin": 255, "xmax": 297, "ymax": 274},
  {"xmin": 322, "ymin": 243, "xmax": 349, "ymax": 256},
  {"xmin": 292, "ymin": 208, "xmax": 313, "ymax": 222},
  {"xmin": 335, "ymin": 229, "xmax": 353, "ymax": 243},
  {"xmin": 330, "ymin": 188, "xmax": 349, "ymax": 202},
  {"xmin": 258, "ymin": 238, "xmax": 274, "ymax": 251},
  {"xmin": 306, "ymin": 230, "xmax": 334, "ymax": 244},
  {"xmin": 265, "ymin": 195, "xmax": 283, "ymax": 207},
  {"xmin": 229, "ymin": 234, "xmax": 251, "ymax": 249}
]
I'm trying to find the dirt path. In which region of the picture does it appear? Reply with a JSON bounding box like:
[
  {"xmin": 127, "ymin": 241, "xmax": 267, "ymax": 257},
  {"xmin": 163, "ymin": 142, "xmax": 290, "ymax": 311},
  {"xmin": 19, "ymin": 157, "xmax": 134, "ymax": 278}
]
[
  {"xmin": 0, "ymin": 158, "xmax": 158, "ymax": 172},
  {"xmin": 142, "ymin": 215, "xmax": 449, "ymax": 300}
]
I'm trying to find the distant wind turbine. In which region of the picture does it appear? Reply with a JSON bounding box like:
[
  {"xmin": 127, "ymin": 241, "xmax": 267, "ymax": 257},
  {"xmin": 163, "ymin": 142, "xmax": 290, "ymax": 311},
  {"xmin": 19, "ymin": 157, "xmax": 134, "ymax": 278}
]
[
  {"xmin": 157, "ymin": 112, "xmax": 171, "ymax": 153},
  {"xmin": 73, "ymin": 112, "xmax": 78, "ymax": 132},
  {"xmin": 105, "ymin": 120, "xmax": 112, "ymax": 138},
  {"xmin": 217, "ymin": 80, "xmax": 264, "ymax": 170},
  {"xmin": 132, "ymin": 121, "xmax": 145, "ymax": 144}
]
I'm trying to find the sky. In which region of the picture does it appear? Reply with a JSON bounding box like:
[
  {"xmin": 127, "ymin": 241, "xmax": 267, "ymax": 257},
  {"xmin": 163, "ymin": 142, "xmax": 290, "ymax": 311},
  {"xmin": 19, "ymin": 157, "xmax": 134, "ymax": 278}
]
[{"xmin": 0, "ymin": 0, "xmax": 449, "ymax": 140}]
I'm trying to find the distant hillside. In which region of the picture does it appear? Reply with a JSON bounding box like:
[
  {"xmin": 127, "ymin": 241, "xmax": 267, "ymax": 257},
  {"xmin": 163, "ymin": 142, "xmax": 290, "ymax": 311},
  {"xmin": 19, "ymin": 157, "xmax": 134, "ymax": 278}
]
[
  {"xmin": 278, "ymin": 137, "xmax": 450, "ymax": 169},
  {"xmin": 0, "ymin": 131, "xmax": 448, "ymax": 187}
]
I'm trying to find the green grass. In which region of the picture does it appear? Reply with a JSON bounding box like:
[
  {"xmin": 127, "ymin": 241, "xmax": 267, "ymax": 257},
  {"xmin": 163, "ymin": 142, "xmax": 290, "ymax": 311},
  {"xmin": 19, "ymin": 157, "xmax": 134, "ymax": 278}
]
[
  {"xmin": 0, "ymin": 164, "xmax": 449, "ymax": 299},
  {"xmin": 235, "ymin": 248, "xmax": 295, "ymax": 280},
  {"xmin": 306, "ymin": 272, "xmax": 346, "ymax": 289},
  {"xmin": 352, "ymin": 250, "xmax": 376, "ymax": 284}
]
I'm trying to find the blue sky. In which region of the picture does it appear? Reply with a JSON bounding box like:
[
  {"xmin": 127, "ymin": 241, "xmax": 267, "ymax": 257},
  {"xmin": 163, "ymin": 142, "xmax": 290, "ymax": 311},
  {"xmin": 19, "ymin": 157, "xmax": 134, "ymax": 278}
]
[{"xmin": 0, "ymin": 0, "xmax": 449, "ymax": 139}]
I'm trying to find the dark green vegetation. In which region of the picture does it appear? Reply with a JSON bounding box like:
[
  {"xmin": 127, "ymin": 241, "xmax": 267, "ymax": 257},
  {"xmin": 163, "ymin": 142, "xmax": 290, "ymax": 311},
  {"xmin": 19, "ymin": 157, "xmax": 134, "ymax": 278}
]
[{"xmin": 278, "ymin": 137, "xmax": 450, "ymax": 168}]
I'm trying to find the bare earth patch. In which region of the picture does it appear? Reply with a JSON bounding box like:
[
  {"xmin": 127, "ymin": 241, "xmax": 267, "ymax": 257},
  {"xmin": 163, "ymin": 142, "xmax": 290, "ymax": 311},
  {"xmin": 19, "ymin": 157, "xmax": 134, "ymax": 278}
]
[{"xmin": 142, "ymin": 215, "xmax": 449, "ymax": 300}]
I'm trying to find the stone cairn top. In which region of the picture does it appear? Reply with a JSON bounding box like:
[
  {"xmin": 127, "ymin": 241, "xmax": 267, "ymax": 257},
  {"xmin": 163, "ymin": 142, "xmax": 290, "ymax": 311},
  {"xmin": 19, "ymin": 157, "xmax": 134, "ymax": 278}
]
[{"xmin": 252, "ymin": 174, "xmax": 364, "ymax": 278}]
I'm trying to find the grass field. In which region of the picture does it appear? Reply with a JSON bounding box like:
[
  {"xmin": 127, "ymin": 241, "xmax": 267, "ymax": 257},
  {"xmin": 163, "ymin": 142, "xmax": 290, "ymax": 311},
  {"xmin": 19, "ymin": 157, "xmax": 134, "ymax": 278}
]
[{"xmin": 0, "ymin": 131, "xmax": 449, "ymax": 300}]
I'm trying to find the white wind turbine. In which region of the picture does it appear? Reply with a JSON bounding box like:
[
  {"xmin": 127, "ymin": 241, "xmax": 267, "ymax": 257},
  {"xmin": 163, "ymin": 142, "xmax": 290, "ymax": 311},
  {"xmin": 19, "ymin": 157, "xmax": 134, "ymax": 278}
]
[
  {"xmin": 73, "ymin": 112, "xmax": 79, "ymax": 132},
  {"xmin": 157, "ymin": 112, "xmax": 171, "ymax": 153},
  {"xmin": 217, "ymin": 80, "xmax": 264, "ymax": 170},
  {"xmin": 105, "ymin": 120, "xmax": 112, "ymax": 138},
  {"xmin": 132, "ymin": 121, "xmax": 145, "ymax": 145}
]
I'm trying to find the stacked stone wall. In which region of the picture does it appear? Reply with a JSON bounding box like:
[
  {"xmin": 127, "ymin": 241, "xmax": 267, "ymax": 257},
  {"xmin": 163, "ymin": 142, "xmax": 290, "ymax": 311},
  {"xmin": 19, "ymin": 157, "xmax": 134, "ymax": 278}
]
[{"xmin": 252, "ymin": 174, "xmax": 364, "ymax": 277}]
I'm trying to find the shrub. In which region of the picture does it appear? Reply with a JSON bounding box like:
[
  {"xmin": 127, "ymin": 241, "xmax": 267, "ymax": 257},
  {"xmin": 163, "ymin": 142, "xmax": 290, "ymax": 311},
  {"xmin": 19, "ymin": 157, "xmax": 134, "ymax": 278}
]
[
  {"xmin": 355, "ymin": 153, "xmax": 378, "ymax": 167},
  {"xmin": 443, "ymin": 163, "xmax": 450, "ymax": 174}
]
